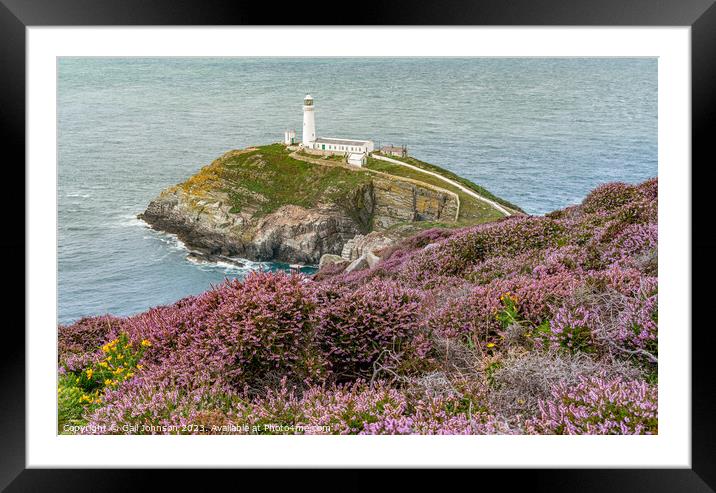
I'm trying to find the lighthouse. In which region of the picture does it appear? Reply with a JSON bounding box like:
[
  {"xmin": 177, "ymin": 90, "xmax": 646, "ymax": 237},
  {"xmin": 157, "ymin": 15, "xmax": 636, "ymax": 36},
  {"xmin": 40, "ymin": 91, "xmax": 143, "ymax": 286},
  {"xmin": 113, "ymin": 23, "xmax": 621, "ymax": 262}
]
[
  {"xmin": 283, "ymin": 94, "xmax": 374, "ymax": 166},
  {"xmin": 302, "ymin": 94, "xmax": 316, "ymax": 146}
]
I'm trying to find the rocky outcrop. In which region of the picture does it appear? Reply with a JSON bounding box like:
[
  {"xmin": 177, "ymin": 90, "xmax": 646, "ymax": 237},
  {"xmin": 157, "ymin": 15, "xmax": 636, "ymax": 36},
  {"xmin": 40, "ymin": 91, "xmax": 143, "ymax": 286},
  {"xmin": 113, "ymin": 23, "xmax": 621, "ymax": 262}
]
[
  {"xmin": 318, "ymin": 254, "xmax": 347, "ymax": 270},
  {"xmin": 342, "ymin": 250, "xmax": 381, "ymax": 274},
  {"xmin": 140, "ymin": 187, "xmax": 364, "ymax": 264},
  {"xmin": 318, "ymin": 225, "xmax": 424, "ymax": 276},
  {"xmin": 340, "ymin": 230, "xmax": 404, "ymax": 262},
  {"xmin": 371, "ymin": 176, "xmax": 458, "ymax": 229}
]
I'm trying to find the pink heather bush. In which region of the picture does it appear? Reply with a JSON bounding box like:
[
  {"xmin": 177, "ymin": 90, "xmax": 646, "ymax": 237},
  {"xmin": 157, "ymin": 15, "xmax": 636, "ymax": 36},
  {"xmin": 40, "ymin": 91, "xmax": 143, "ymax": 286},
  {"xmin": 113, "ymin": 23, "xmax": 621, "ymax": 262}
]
[
  {"xmin": 86, "ymin": 379, "xmax": 407, "ymax": 435},
  {"xmin": 525, "ymin": 374, "xmax": 658, "ymax": 434},
  {"xmin": 399, "ymin": 216, "xmax": 566, "ymax": 282},
  {"xmin": 426, "ymin": 279, "xmax": 511, "ymax": 342},
  {"xmin": 614, "ymin": 294, "xmax": 658, "ymax": 352},
  {"xmin": 203, "ymin": 272, "xmax": 323, "ymax": 385},
  {"xmin": 360, "ymin": 389, "xmax": 514, "ymax": 435},
  {"xmin": 249, "ymin": 380, "xmax": 408, "ymax": 434},
  {"xmin": 546, "ymin": 305, "xmax": 601, "ymax": 353},
  {"xmin": 581, "ymin": 182, "xmax": 639, "ymax": 214},
  {"xmin": 316, "ymin": 279, "xmax": 429, "ymax": 380},
  {"xmin": 603, "ymin": 223, "xmax": 658, "ymax": 267},
  {"xmin": 379, "ymin": 227, "xmax": 454, "ymax": 265},
  {"xmin": 60, "ymin": 177, "xmax": 659, "ymax": 435}
]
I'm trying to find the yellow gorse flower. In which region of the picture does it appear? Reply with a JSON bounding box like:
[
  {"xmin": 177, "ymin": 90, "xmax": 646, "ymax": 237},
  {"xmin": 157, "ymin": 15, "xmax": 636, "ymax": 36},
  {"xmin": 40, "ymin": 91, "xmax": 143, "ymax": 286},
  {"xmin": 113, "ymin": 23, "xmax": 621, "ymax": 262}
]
[
  {"xmin": 101, "ymin": 339, "xmax": 119, "ymax": 353},
  {"xmin": 500, "ymin": 291, "xmax": 518, "ymax": 303},
  {"xmin": 104, "ymin": 379, "xmax": 113, "ymax": 386},
  {"xmin": 141, "ymin": 339, "xmax": 152, "ymax": 347},
  {"xmin": 85, "ymin": 368, "xmax": 94, "ymax": 379},
  {"xmin": 486, "ymin": 342, "xmax": 496, "ymax": 348}
]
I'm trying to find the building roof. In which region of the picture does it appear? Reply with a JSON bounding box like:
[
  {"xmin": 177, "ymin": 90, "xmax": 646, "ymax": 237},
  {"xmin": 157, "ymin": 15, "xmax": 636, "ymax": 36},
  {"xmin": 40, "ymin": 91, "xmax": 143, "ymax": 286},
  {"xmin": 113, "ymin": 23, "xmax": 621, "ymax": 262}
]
[
  {"xmin": 314, "ymin": 137, "xmax": 373, "ymax": 146},
  {"xmin": 347, "ymin": 152, "xmax": 366, "ymax": 159},
  {"xmin": 381, "ymin": 145, "xmax": 404, "ymax": 151}
]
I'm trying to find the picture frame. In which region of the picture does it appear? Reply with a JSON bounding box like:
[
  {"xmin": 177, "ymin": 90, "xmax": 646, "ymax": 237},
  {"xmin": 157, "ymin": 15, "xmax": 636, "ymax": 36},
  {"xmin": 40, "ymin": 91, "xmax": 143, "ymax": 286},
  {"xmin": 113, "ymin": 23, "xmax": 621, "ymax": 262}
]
[{"xmin": 3, "ymin": 0, "xmax": 714, "ymax": 487}]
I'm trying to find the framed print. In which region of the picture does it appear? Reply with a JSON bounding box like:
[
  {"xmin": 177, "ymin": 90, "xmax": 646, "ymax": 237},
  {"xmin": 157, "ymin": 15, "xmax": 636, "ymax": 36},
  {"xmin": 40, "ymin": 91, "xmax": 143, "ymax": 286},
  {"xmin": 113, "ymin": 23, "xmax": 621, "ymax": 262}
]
[{"xmin": 4, "ymin": 0, "xmax": 715, "ymax": 488}]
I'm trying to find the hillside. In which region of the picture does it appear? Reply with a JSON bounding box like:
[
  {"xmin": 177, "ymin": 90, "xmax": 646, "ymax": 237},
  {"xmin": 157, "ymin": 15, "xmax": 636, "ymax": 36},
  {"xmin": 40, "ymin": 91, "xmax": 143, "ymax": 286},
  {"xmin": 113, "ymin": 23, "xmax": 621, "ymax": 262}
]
[
  {"xmin": 59, "ymin": 178, "xmax": 658, "ymax": 435},
  {"xmin": 372, "ymin": 152, "xmax": 523, "ymax": 214},
  {"xmin": 138, "ymin": 144, "xmax": 514, "ymax": 264}
]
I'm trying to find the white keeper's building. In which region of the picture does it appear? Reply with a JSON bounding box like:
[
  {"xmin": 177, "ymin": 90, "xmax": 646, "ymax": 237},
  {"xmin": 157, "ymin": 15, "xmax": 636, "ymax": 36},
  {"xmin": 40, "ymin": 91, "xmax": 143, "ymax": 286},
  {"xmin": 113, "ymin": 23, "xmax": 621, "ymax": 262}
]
[
  {"xmin": 285, "ymin": 95, "xmax": 374, "ymax": 167},
  {"xmin": 310, "ymin": 137, "xmax": 374, "ymax": 156}
]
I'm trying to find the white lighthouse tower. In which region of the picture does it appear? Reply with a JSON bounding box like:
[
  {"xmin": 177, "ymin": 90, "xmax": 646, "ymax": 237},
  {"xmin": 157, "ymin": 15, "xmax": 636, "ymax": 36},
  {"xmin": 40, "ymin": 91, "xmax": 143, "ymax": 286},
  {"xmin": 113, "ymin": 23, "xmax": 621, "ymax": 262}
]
[{"xmin": 302, "ymin": 94, "xmax": 316, "ymax": 146}]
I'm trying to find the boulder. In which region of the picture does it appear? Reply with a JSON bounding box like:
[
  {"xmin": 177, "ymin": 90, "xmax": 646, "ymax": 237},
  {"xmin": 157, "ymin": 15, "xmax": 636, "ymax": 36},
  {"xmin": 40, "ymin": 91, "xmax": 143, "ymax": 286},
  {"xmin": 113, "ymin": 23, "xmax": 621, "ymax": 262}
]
[
  {"xmin": 344, "ymin": 250, "xmax": 382, "ymax": 273},
  {"xmin": 345, "ymin": 254, "xmax": 370, "ymax": 273},
  {"xmin": 319, "ymin": 254, "xmax": 347, "ymax": 270},
  {"xmin": 365, "ymin": 251, "xmax": 381, "ymax": 268}
]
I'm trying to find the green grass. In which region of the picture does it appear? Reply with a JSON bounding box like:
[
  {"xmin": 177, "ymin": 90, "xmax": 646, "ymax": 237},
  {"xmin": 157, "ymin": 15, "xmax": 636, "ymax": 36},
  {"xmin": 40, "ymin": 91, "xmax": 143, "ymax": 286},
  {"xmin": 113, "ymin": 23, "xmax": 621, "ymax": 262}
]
[
  {"xmin": 364, "ymin": 157, "xmax": 506, "ymax": 224},
  {"xmin": 295, "ymin": 149, "xmax": 345, "ymax": 162},
  {"xmin": 215, "ymin": 144, "xmax": 373, "ymax": 216},
  {"xmin": 57, "ymin": 373, "xmax": 87, "ymax": 433},
  {"xmin": 374, "ymin": 153, "xmax": 523, "ymax": 213}
]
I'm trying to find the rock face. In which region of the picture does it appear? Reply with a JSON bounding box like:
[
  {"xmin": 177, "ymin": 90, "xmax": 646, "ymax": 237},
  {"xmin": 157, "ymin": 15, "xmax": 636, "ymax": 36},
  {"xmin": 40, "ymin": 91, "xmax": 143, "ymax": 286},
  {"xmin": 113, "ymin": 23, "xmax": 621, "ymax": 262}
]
[
  {"xmin": 140, "ymin": 187, "xmax": 362, "ymax": 264},
  {"xmin": 340, "ymin": 230, "xmax": 402, "ymax": 263},
  {"xmin": 370, "ymin": 176, "xmax": 459, "ymax": 229},
  {"xmin": 318, "ymin": 225, "xmax": 422, "ymax": 276},
  {"xmin": 139, "ymin": 151, "xmax": 460, "ymax": 265}
]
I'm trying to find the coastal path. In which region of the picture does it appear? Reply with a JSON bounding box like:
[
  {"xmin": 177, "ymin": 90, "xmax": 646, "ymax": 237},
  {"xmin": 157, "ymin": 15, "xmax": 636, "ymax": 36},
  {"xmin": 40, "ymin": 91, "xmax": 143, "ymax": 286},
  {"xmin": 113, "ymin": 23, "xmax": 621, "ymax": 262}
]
[{"xmin": 371, "ymin": 154, "xmax": 514, "ymax": 217}]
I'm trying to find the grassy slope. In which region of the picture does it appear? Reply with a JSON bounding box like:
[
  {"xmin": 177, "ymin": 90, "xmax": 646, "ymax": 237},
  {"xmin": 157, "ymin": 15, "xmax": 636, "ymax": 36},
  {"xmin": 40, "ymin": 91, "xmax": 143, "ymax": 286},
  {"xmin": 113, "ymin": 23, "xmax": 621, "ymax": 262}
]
[
  {"xmin": 375, "ymin": 153, "xmax": 524, "ymax": 213},
  {"xmin": 182, "ymin": 144, "xmax": 372, "ymax": 216},
  {"xmin": 364, "ymin": 157, "xmax": 505, "ymax": 226}
]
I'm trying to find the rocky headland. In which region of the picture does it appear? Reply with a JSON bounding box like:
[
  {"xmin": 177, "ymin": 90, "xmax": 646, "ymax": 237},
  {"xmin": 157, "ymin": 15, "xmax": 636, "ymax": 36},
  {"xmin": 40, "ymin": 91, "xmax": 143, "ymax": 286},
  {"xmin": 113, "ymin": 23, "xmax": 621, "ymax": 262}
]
[{"xmin": 139, "ymin": 144, "xmax": 518, "ymax": 267}]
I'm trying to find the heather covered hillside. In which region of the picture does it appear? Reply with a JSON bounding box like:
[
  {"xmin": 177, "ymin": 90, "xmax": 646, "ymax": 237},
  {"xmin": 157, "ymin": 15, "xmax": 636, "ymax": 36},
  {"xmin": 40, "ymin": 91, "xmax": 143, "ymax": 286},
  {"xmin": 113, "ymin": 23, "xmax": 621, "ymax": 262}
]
[{"xmin": 58, "ymin": 179, "xmax": 658, "ymax": 435}]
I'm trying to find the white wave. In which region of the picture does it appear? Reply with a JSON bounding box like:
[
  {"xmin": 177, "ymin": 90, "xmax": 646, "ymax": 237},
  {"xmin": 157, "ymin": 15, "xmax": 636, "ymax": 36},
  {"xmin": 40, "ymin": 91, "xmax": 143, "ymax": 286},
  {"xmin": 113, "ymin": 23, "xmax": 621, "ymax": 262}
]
[
  {"xmin": 161, "ymin": 234, "xmax": 188, "ymax": 252},
  {"xmin": 186, "ymin": 254, "xmax": 208, "ymax": 266},
  {"xmin": 216, "ymin": 260, "xmax": 252, "ymax": 271},
  {"xmin": 117, "ymin": 214, "xmax": 150, "ymax": 229},
  {"xmin": 186, "ymin": 253, "xmax": 263, "ymax": 273},
  {"xmin": 142, "ymin": 225, "xmax": 189, "ymax": 252}
]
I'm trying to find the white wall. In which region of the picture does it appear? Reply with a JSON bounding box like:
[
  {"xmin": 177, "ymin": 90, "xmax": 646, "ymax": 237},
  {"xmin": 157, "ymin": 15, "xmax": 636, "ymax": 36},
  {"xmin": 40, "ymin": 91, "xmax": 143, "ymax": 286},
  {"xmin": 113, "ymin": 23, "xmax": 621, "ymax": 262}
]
[
  {"xmin": 312, "ymin": 141, "xmax": 373, "ymax": 154},
  {"xmin": 302, "ymin": 106, "xmax": 316, "ymax": 145}
]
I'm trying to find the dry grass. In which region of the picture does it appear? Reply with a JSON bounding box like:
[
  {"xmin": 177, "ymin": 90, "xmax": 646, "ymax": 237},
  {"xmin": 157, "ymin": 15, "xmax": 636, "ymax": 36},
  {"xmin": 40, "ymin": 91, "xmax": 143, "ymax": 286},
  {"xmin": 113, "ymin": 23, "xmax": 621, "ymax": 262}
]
[{"xmin": 487, "ymin": 349, "xmax": 643, "ymax": 420}]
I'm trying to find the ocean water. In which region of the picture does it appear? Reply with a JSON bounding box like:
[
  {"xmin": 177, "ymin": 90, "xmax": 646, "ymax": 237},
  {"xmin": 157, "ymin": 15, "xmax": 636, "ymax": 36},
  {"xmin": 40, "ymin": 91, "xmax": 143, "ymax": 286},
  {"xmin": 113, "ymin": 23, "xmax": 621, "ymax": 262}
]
[{"xmin": 58, "ymin": 57, "xmax": 657, "ymax": 324}]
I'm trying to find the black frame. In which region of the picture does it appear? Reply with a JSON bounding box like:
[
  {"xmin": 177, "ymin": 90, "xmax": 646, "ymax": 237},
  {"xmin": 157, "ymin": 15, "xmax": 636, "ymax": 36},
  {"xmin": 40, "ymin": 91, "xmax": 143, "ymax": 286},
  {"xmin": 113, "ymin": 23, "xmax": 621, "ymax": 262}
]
[{"xmin": 2, "ymin": 0, "xmax": 714, "ymax": 489}]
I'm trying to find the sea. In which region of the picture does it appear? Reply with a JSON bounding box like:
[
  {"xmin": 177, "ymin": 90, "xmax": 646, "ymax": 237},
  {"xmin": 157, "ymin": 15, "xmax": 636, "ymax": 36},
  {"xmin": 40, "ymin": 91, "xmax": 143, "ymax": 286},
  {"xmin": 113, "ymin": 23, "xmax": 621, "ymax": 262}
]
[{"xmin": 58, "ymin": 57, "xmax": 657, "ymax": 324}]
